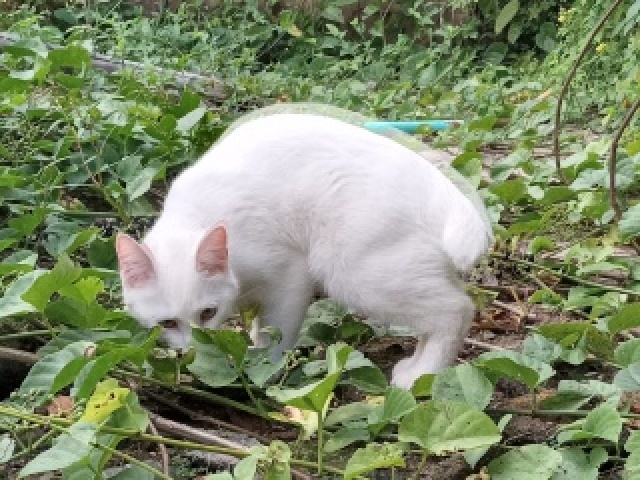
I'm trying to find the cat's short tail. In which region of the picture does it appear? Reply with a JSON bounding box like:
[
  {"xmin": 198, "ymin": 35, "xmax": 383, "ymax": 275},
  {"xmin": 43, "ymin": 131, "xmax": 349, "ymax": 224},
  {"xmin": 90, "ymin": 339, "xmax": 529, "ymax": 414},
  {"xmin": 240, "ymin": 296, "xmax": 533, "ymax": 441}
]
[{"xmin": 441, "ymin": 194, "xmax": 493, "ymax": 273}]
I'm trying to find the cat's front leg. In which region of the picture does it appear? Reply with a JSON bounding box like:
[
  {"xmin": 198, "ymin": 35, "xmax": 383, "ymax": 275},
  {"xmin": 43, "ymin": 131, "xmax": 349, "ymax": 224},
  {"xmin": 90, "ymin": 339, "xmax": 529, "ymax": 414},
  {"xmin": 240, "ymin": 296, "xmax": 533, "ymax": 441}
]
[{"xmin": 259, "ymin": 268, "xmax": 315, "ymax": 359}]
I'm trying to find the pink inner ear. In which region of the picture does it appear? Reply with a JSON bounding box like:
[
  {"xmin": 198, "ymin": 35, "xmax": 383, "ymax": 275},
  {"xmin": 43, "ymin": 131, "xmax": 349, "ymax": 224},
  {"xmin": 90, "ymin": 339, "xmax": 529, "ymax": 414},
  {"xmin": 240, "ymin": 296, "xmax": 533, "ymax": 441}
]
[
  {"xmin": 115, "ymin": 233, "xmax": 155, "ymax": 288},
  {"xmin": 196, "ymin": 226, "xmax": 228, "ymax": 276}
]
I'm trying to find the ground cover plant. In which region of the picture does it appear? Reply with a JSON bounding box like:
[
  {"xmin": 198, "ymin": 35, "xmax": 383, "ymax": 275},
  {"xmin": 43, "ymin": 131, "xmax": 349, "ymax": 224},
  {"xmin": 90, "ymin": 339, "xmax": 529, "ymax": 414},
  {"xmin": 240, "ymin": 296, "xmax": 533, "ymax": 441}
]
[{"xmin": 2, "ymin": 0, "xmax": 640, "ymax": 478}]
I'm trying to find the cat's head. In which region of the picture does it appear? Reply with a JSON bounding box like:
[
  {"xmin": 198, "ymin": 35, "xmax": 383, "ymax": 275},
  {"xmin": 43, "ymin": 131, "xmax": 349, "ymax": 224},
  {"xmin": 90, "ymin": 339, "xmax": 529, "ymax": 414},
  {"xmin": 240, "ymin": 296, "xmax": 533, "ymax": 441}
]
[{"xmin": 115, "ymin": 225, "xmax": 238, "ymax": 349}]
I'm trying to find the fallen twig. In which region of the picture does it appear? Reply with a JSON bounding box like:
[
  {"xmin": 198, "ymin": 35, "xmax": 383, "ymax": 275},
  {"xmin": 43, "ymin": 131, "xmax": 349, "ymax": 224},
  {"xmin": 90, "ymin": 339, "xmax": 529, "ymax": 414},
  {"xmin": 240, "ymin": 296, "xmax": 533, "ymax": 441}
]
[
  {"xmin": 491, "ymin": 252, "xmax": 638, "ymax": 296},
  {"xmin": 463, "ymin": 338, "xmax": 507, "ymax": 352},
  {"xmin": 145, "ymin": 390, "xmax": 273, "ymax": 444},
  {"xmin": 0, "ymin": 346, "xmax": 38, "ymax": 365},
  {"xmin": 0, "ymin": 32, "xmax": 226, "ymax": 99},
  {"xmin": 149, "ymin": 414, "xmax": 313, "ymax": 480}
]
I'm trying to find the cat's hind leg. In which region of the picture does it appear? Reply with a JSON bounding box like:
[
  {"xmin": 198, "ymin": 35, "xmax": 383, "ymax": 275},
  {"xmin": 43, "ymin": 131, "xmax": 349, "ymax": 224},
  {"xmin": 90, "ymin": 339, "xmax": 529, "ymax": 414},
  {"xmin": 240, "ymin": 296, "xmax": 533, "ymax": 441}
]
[{"xmin": 390, "ymin": 295, "xmax": 474, "ymax": 389}]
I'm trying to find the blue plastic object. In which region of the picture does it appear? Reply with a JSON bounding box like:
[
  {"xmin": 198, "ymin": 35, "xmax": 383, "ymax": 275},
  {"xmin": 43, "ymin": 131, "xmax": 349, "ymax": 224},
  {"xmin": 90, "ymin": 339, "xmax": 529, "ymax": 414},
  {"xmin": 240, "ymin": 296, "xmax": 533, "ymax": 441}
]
[{"xmin": 363, "ymin": 120, "xmax": 462, "ymax": 133}]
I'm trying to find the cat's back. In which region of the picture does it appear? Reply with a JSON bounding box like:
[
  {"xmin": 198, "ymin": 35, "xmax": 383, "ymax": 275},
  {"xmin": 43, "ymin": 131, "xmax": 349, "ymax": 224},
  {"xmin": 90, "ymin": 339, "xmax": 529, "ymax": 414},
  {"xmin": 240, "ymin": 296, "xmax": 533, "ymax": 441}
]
[{"xmin": 188, "ymin": 114, "xmax": 430, "ymax": 173}]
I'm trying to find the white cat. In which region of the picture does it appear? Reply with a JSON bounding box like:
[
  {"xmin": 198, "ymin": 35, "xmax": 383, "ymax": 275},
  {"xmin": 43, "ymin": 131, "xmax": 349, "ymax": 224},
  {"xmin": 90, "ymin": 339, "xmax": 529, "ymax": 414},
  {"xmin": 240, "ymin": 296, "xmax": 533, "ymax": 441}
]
[{"xmin": 116, "ymin": 112, "xmax": 492, "ymax": 389}]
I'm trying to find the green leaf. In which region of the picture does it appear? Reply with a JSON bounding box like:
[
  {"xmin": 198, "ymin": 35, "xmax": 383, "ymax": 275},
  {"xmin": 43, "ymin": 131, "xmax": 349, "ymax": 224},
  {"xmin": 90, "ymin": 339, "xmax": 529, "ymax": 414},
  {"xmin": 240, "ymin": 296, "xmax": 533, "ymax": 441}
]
[
  {"xmin": 125, "ymin": 166, "xmax": 158, "ymax": 201},
  {"xmin": 176, "ymin": 106, "xmax": 207, "ymax": 133},
  {"xmin": 411, "ymin": 374, "xmax": 436, "ymax": 398},
  {"xmin": 431, "ymin": 363, "xmax": 493, "ymax": 410},
  {"xmin": 476, "ymin": 351, "xmax": 554, "ymax": 389},
  {"xmin": 22, "ymin": 255, "xmax": 81, "ymax": 312},
  {"xmin": 8, "ymin": 209, "xmax": 46, "ymax": 237},
  {"xmin": 268, "ymin": 344, "xmax": 351, "ymax": 413},
  {"xmin": 20, "ymin": 341, "xmax": 93, "ymax": 396},
  {"xmin": 550, "ymin": 447, "xmax": 607, "ymax": 480},
  {"xmin": 537, "ymin": 323, "xmax": 613, "ymax": 362},
  {"xmin": 73, "ymin": 344, "xmax": 152, "ymax": 400},
  {"xmin": 19, "ymin": 423, "xmax": 97, "ymax": 477},
  {"xmin": 323, "ymin": 426, "xmax": 370, "ymax": 453},
  {"xmin": 398, "ymin": 401, "xmax": 500, "ymax": 454},
  {"xmin": 541, "ymin": 380, "xmax": 621, "ymax": 411},
  {"xmin": 626, "ymin": 430, "xmax": 640, "ymax": 452},
  {"xmin": 232, "ymin": 455, "xmax": 258, "ymax": 480},
  {"xmin": 540, "ymin": 186, "xmax": 576, "ymax": 206},
  {"xmin": 0, "ymin": 270, "xmax": 45, "ymax": 318},
  {"xmin": 188, "ymin": 328, "xmax": 242, "ymax": 387},
  {"xmin": 488, "ymin": 444, "xmax": 563, "ymax": 480},
  {"xmin": 208, "ymin": 329, "xmax": 249, "ymax": 369},
  {"xmin": 557, "ymin": 405, "xmax": 622, "ymax": 444},
  {"xmin": 48, "ymin": 46, "xmax": 91, "ymax": 72},
  {"xmin": 343, "ymin": 365, "xmax": 387, "ymax": 393},
  {"xmin": 625, "ymin": 450, "xmax": 640, "ymax": 478},
  {"xmin": 530, "ymin": 236, "xmax": 556, "ymax": 255},
  {"xmin": 490, "ymin": 178, "xmax": 527, "ymax": 204},
  {"xmin": 245, "ymin": 348, "xmax": 287, "ymax": 387},
  {"xmin": 620, "ymin": 204, "xmax": 640, "ymax": 241},
  {"xmin": 495, "ymin": 0, "xmax": 520, "ymax": 34},
  {"xmin": 614, "ymin": 362, "xmax": 640, "ymax": 391},
  {"xmin": 0, "ymin": 435, "xmax": 15, "ymax": 463},
  {"xmin": 368, "ymin": 387, "xmax": 416, "ymax": 434},
  {"xmin": 607, "ymin": 303, "xmax": 640, "ymax": 334},
  {"xmin": 343, "ymin": 443, "xmax": 405, "ymax": 480},
  {"xmin": 267, "ymin": 373, "xmax": 340, "ymax": 413},
  {"xmin": 521, "ymin": 334, "xmax": 563, "ymax": 363},
  {"xmin": 108, "ymin": 465, "xmax": 155, "ymax": 480},
  {"xmin": 464, "ymin": 415, "xmax": 512, "ymax": 468},
  {"xmin": 615, "ymin": 338, "xmax": 640, "ymax": 367},
  {"xmin": 325, "ymin": 402, "xmax": 373, "ymax": 427},
  {"xmin": 261, "ymin": 440, "xmax": 292, "ymax": 480}
]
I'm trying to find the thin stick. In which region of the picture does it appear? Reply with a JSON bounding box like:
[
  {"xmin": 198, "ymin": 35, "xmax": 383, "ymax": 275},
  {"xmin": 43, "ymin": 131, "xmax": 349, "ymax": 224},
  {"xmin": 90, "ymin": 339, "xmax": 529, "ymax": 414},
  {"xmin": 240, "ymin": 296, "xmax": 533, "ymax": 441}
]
[
  {"xmin": 464, "ymin": 338, "xmax": 506, "ymax": 352},
  {"xmin": 145, "ymin": 390, "xmax": 272, "ymax": 444},
  {"xmin": 0, "ymin": 32, "xmax": 226, "ymax": 99},
  {"xmin": 0, "ymin": 346, "xmax": 38, "ymax": 365},
  {"xmin": 609, "ymin": 95, "xmax": 640, "ymax": 221},
  {"xmin": 0, "ymin": 406, "xmax": 342, "ymax": 476},
  {"xmin": 552, "ymin": 0, "xmax": 625, "ymax": 179},
  {"xmin": 149, "ymin": 413, "xmax": 252, "ymax": 451},
  {"xmin": 146, "ymin": 408, "xmax": 170, "ymax": 476},
  {"xmin": 491, "ymin": 252, "xmax": 638, "ymax": 296}
]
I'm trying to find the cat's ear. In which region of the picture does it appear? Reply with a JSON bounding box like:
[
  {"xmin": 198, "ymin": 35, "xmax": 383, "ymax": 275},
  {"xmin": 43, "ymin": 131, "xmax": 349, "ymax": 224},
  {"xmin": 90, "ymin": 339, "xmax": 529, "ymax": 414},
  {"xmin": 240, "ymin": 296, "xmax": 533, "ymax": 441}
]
[
  {"xmin": 196, "ymin": 225, "xmax": 228, "ymax": 276},
  {"xmin": 115, "ymin": 233, "xmax": 155, "ymax": 288}
]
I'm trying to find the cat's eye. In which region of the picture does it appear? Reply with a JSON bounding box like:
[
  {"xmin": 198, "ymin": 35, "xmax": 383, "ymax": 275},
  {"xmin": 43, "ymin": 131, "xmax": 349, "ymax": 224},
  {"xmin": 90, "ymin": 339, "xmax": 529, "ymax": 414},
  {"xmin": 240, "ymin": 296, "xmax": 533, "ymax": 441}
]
[
  {"xmin": 199, "ymin": 307, "xmax": 218, "ymax": 324},
  {"xmin": 159, "ymin": 319, "xmax": 179, "ymax": 329}
]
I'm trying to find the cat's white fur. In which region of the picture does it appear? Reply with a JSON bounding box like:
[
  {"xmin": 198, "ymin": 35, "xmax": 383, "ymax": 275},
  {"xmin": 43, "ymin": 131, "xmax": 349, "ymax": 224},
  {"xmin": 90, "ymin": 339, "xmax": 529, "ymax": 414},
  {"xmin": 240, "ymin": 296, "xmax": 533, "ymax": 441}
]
[{"xmin": 116, "ymin": 113, "xmax": 492, "ymax": 388}]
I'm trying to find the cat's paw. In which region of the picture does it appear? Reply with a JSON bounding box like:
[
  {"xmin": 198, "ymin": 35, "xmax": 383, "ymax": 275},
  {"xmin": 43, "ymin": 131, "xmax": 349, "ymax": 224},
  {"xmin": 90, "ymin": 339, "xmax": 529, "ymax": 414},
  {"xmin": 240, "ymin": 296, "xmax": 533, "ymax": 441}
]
[{"xmin": 390, "ymin": 360, "xmax": 420, "ymax": 390}]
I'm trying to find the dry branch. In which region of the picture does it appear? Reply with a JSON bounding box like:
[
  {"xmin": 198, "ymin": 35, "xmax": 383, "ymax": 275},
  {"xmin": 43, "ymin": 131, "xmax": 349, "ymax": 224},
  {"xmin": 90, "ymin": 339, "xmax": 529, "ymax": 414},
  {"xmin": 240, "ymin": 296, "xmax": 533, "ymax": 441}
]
[{"xmin": 0, "ymin": 32, "xmax": 226, "ymax": 99}]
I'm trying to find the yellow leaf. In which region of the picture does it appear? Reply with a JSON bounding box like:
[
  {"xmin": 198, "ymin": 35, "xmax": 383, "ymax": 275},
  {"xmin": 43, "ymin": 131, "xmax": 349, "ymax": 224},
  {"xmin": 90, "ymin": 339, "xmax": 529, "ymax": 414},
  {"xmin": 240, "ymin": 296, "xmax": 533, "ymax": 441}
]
[
  {"xmin": 79, "ymin": 379, "xmax": 130, "ymax": 424},
  {"xmin": 288, "ymin": 25, "xmax": 302, "ymax": 37}
]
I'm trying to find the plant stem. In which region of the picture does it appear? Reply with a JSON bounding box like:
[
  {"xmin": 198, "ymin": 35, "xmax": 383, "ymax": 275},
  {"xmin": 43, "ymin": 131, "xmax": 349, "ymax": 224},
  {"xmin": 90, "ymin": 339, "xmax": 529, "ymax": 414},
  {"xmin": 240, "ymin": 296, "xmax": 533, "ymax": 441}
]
[
  {"xmin": 317, "ymin": 415, "xmax": 324, "ymax": 475},
  {"xmin": 91, "ymin": 441, "xmax": 172, "ymax": 480},
  {"xmin": 113, "ymin": 368, "xmax": 271, "ymax": 420},
  {"xmin": 488, "ymin": 407, "xmax": 640, "ymax": 420},
  {"xmin": 240, "ymin": 373, "xmax": 266, "ymax": 416},
  {"xmin": 0, "ymin": 405, "xmax": 345, "ymax": 476},
  {"xmin": 490, "ymin": 252, "xmax": 639, "ymax": 296},
  {"xmin": 0, "ymin": 329, "xmax": 59, "ymax": 341},
  {"xmin": 2, "ymin": 406, "xmax": 169, "ymax": 480},
  {"xmin": 553, "ymin": 0, "xmax": 626, "ymax": 179},
  {"xmin": 609, "ymin": 94, "xmax": 640, "ymax": 222},
  {"xmin": 412, "ymin": 450, "xmax": 428, "ymax": 480}
]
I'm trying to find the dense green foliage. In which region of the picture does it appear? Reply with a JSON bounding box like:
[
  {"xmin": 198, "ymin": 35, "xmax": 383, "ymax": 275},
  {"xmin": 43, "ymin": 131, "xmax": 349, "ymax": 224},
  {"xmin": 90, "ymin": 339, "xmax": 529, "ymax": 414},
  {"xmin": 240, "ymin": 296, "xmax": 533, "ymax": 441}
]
[{"xmin": 2, "ymin": 0, "xmax": 640, "ymax": 478}]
